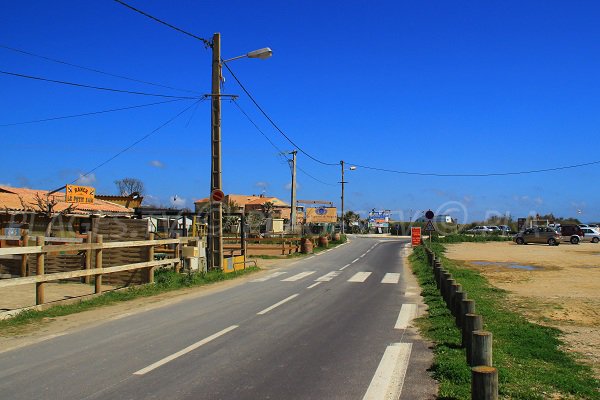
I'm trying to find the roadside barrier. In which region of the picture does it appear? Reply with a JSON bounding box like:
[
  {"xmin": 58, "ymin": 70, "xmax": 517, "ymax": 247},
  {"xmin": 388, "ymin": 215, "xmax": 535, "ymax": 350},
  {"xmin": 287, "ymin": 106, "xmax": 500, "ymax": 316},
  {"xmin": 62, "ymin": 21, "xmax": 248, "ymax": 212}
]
[{"xmin": 423, "ymin": 246, "xmax": 498, "ymax": 400}]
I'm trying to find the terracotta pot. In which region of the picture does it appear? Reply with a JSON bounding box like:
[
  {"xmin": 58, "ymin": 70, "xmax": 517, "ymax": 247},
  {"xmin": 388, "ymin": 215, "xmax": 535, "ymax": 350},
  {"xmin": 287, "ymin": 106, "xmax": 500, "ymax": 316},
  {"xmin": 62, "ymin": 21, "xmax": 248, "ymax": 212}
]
[
  {"xmin": 318, "ymin": 236, "xmax": 329, "ymax": 248},
  {"xmin": 301, "ymin": 238, "xmax": 313, "ymax": 254},
  {"xmin": 333, "ymin": 233, "xmax": 341, "ymax": 241}
]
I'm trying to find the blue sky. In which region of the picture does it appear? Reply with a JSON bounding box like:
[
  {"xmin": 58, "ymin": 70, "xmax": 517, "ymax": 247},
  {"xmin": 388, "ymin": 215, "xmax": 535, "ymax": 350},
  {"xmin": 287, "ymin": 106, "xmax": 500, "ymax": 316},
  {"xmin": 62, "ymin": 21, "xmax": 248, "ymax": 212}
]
[{"xmin": 1, "ymin": 1, "xmax": 599, "ymax": 222}]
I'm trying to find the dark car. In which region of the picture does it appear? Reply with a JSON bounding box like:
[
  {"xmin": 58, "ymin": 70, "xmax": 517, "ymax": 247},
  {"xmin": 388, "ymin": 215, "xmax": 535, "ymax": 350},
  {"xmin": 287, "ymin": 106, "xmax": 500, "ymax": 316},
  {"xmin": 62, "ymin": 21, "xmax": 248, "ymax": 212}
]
[
  {"xmin": 513, "ymin": 226, "xmax": 561, "ymax": 246},
  {"xmin": 557, "ymin": 225, "xmax": 584, "ymax": 244}
]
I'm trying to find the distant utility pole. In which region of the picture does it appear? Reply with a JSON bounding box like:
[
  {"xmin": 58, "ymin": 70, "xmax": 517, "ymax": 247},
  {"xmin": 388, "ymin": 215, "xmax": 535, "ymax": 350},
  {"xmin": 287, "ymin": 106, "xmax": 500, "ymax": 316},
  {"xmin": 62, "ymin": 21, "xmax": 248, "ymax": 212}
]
[
  {"xmin": 208, "ymin": 32, "xmax": 223, "ymax": 270},
  {"xmin": 340, "ymin": 160, "xmax": 346, "ymax": 234},
  {"xmin": 289, "ymin": 150, "xmax": 297, "ymax": 233}
]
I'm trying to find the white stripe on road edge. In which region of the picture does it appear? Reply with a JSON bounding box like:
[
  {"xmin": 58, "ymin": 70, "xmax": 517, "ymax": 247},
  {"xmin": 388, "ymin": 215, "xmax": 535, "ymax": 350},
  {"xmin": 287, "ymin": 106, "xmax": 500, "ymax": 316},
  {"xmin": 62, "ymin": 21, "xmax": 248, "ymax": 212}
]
[
  {"xmin": 339, "ymin": 263, "xmax": 351, "ymax": 271},
  {"xmin": 359, "ymin": 254, "xmax": 365, "ymax": 258},
  {"xmin": 381, "ymin": 273, "xmax": 401, "ymax": 284},
  {"xmin": 257, "ymin": 294, "xmax": 299, "ymax": 315},
  {"xmin": 394, "ymin": 304, "xmax": 417, "ymax": 330},
  {"xmin": 362, "ymin": 343, "xmax": 412, "ymax": 400},
  {"xmin": 306, "ymin": 256, "xmax": 315, "ymax": 260},
  {"xmin": 316, "ymin": 271, "xmax": 340, "ymax": 282},
  {"xmin": 307, "ymin": 282, "xmax": 322, "ymax": 289},
  {"xmin": 251, "ymin": 271, "xmax": 287, "ymax": 282},
  {"xmin": 352, "ymin": 258, "xmax": 360, "ymax": 263},
  {"xmin": 282, "ymin": 271, "xmax": 315, "ymax": 282},
  {"xmin": 348, "ymin": 272, "xmax": 372, "ymax": 283},
  {"xmin": 134, "ymin": 325, "xmax": 238, "ymax": 375}
]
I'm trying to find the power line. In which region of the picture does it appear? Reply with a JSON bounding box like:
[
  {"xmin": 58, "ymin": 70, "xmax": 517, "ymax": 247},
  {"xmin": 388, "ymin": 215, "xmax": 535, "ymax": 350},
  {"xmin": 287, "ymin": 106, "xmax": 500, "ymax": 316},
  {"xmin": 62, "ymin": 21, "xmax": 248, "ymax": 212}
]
[
  {"xmin": 0, "ymin": 70, "xmax": 199, "ymax": 99},
  {"xmin": 349, "ymin": 159, "xmax": 600, "ymax": 177},
  {"xmin": 231, "ymin": 100, "xmax": 338, "ymax": 186},
  {"xmin": 222, "ymin": 62, "xmax": 339, "ymax": 167},
  {"xmin": 0, "ymin": 99, "xmax": 189, "ymax": 127},
  {"xmin": 0, "ymin": 44, "xmax": 200, "ymax": 95},
  {"xmin": 113, "ymin": 0, "xmax": 212, "ymax": 48},
  {"xmin": 73, "ymin": 99, "xmax": 203, "ymax": 184}
]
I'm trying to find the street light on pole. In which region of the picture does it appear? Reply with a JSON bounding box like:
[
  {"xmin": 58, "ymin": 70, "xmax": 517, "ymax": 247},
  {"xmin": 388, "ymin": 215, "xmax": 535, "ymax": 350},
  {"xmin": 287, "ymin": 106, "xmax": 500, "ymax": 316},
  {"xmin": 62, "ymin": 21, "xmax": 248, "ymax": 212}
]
[
  {"xmin": 208, "ymin": 33, "xmax": 272, "ymax": 271},
  {"xmin": 339, "ymin": 162, "xmax": 356, "ymax": 235}
]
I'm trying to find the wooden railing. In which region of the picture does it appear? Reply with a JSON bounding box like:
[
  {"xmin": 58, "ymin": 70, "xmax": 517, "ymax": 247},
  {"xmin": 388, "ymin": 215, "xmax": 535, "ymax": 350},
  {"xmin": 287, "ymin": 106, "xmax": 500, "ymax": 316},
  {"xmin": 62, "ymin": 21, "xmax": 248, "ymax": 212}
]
[
  {"xmin": 0, "ymin": 235, "xmax": 202, "ymax": 305},
  {"xmin": 222, "ymin": 237, "xmax": 302, "ymax": 255}
]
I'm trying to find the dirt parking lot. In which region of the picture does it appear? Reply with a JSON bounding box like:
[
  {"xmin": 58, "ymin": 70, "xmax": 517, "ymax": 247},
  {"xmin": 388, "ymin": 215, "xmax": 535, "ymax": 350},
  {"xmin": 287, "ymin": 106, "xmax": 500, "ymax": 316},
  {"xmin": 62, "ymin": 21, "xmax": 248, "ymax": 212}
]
[{"xmin": 445, "ymin": 241, "xmax": 600, "ymax": 376}]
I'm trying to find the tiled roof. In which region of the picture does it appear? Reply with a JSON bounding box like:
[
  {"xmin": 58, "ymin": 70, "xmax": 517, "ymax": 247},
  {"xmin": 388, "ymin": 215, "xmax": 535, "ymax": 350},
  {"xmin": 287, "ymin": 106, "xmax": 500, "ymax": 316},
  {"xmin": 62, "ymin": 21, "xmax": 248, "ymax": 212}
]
[
  {"xmin": 194, "ymin": 194, "xmax": 288, "ymax": 207},
  {"xmin": 0, "ymin": 186, "xmax": 133, "ymax": 215}
]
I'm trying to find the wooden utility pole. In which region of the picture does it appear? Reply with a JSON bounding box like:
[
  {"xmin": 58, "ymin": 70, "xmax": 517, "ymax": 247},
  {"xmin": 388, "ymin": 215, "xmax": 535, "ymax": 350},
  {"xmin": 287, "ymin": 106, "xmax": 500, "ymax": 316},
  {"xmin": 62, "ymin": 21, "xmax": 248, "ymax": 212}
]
[
  {"xmin": 35, "ymin": 236, "xmax": 44, "ymax": 305},
  {"xmin": 340, "ymin": 160, "xmax": 346, "ymax": 234},
  {"xmin": 208, "ymin": 32, "xmax": 223, "ymax": 270},
  {"xmin": 289, "ymin": 150, "xmax": 297, "ymax": 233}
]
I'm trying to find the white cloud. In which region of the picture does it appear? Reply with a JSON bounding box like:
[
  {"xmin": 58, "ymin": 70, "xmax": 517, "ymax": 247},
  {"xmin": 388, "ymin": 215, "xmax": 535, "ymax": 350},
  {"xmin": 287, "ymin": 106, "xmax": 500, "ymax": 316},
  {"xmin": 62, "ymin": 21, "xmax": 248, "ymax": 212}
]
[
  {"xmin": 76, "ymin": 173, "xmax": 96, "ymax": 185},
  {"xmin": 170, "ymin": 195, "xmax": 187, "ymax": 208},
  {"xmin": 149, "ymin": 160, "xmax": 165, "ymax": 168},
  {"xmin": 284, "ymin": 181, "xmax": 301, "ymax": 191}
]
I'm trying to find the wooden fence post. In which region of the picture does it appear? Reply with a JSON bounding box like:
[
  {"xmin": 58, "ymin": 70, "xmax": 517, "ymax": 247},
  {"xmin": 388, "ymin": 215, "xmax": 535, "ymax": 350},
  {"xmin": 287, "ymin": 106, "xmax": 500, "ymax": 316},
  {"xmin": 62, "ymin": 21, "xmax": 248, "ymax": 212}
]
[
  {"xmin": 35, "ymin": 236, "xmax": 45, "ymax": 305},
  {"xmin": 94, "ymin": 234, "xmax": 103, "ymax": 294},
  {"xmin": 471, "ymin": 366, "xmax": 498, "ymax": 400},
  {"xmin": 449, "ymin": 283, "xmax": 461, "ymax": 311},
  {"xmin": 174, "ymin": 233, "xmax": 181, "ymax": 273},
  {"xmin": 20, "ymin": 231, "xmax": 29, "ymax": 277},
  {"xmin": 454, "ymin": 291, "xmax": 467, "ymax": 326},
  {"xmin": 84, "ymin": 232, "xmax": 92, "ymax": 284},
  {"xmin": 471, "ymin": 330, "xmax": 493, "ymax": 367},
  {"xmin": 444, "ymin": 278, "xmax": 456, "ymax": 305},
  {"xmin": 463, "ymin": 313, "xmax": 483, "ymax": 363},
  {"xmin": 460, "ymin": 299, "xmax": 475, "ymax": 329},
  {"xmin": 147, "ymin": 233, "xmax": 155, "ymax": 284}
]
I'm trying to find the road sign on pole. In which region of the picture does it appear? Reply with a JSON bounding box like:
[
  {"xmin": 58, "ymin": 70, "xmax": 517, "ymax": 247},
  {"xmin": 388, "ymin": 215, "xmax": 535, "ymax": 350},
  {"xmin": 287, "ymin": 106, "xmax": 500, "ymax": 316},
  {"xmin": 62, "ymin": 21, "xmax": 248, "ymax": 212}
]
[
  {"xmin": 411, "ymin": 227, "xmax": 422, "ymax": 246},
  {"xmin": 424, "ymin": 220, "xmax": 436, "ymax": 232},
  {"xmin": 425, "ymin": 210, "xmax": 434, "ymax": 220},
  {"xmin": 211, "ymin": 189, "xmax": 225, "ymax": 203}
]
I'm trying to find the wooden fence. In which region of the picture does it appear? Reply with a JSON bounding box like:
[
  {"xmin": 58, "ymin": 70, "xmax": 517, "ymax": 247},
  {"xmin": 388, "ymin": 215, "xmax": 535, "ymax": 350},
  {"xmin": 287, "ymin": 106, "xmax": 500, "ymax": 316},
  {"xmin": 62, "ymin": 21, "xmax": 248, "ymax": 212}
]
[
  {"xmin": 222, "ymin": 236, "xmax": 302, "ymax": 256},
  {"xmin": 0, "ymin": 234, "xmax": 201, "ymax": 306}
]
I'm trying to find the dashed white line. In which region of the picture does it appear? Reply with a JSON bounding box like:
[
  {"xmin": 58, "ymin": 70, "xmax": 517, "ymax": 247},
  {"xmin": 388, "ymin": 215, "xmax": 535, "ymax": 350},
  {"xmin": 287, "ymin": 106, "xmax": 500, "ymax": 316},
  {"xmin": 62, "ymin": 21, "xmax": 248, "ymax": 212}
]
[
  {"xmin": 316, "ymin": 271, "xmax": 340, "ymax": 282},
  {"xmin": 348, "ymin": 272, "xmax": 372, "ymax": 283},
  {"xmin": 257, "ymin": 294, "xmax": 299, "ymax": 315},
  {"xmin": 362, "ymin": 343, "xmax": 412, "ymax": 400},
  {"xmin": 394, "ymin": 304, "xmax": 417, "ymax": 329},
  {"xmin": 307, "ymin": 282, "xmax": 322, "ymax": 289},
  {"xmin": 282, "ymin": 271, "xmax": 315, "ymax": 282},
  {"xmin": 134, "ymin": 325, "xmax": 239, "ymax": 375},
  {"xmin": 359, "ymin": 254, "xmax": 365, "ymax": 258},
  {"xmin": 381, "ymin": 273, "xmax": 401, "ymax": 284},
  {"xmin": 352, "ymin": 258, "xmax": 360, "ymax": 263},
  {"xmin": 339, "ymin": 264, "xmax": 351, "ymax": 271}
]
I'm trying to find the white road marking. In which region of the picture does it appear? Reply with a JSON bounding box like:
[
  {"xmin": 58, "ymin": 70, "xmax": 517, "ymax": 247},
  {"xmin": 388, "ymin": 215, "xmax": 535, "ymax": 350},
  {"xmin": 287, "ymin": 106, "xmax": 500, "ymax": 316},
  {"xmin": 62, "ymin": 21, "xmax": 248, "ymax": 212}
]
[
  {"xmin": 381, "ymin": 273, "xmax": 401, "ymax": 284},
  {"xmin": 134, "ymin": 325, "xmax": 238, "ymax": 375},
  {"xmin": 348, "ymin": 272, "xmax": 372, "ymax": 283},
  {"xmin": 316, "ymin": 271, "xmax": 340, "ymax": 282},
  {"xmin": 307, "ymin": 282, "xmax": 322, "ymax": 289},
  {"xmin": 306, "ymin": 256, "xmax": 315, "ymax": 260},
  {"xmin": 405, "ymin": 291, "xmax": 418, "ymax": 296},
  {"xmin": 339, "ymin": 263, "xmax": 351, "ymax": 271},
  {"xmin": 251, "ymin": 271, "xmax": 287, "ymax": 282},
  {"xmin": 257, "ymin": 294, "xmax": 299, "ymax": 315},
  {"xmin": 282, "ymin": 271, "xmax": 315, "ymax": 282},
  {"xmin": 352, "ymin": 258, "xmax": 360, "ymax": 263},
  {"xmin": 359, "ymin": 254, "xmax": 365, "ymax": 258},
  {"xmin": 362, "ymin": 343, "xmax": 412, "ymax": 400},
  {"xmin": 394, "ymin": 303, "xmax": 417, "ymax": 329}
]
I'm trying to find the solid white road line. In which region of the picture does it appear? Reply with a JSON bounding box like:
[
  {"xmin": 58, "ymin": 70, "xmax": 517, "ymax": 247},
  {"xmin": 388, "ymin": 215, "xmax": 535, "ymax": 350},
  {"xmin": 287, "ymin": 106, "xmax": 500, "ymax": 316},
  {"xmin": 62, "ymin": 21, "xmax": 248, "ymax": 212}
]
[
  {"xmin": 306, "ymin": 256, "xmax": 315, "ymax": 260},
  {"xmin": 362, "ymin": 343, "xmax": 412, "ymax": 400},
  {"xmin": 381, "ymin": 273, "xmax": 401, "ymax": 284},
  {"xmin": 134, "ymin": 325, "xmax": 239, "ymax": 375},
  {"xmin": 307, "ymin": 282, "xmax": 322, "ymax": 289},
  {"xmin": 359, "ymin": 254, "xmax": 365, "ymax": 258},
  {"xmin": 316, "ymin": 271, "xmax": 340, "ymax": 282},
  {"xmin": 352, "ymin": 258, "xmax": 360, "ymax": 263},
  {"xmin": 339, "ymin": 263, "xmax": 351, "ymax": 271},
  {"xmin": 251, "ymin": 271, "xmax": 287, "ymax": 282},
  {"xmin": 257, "ymin": 294, "xmax": 299, "ymax": 315},
  {"xmin": 282, "ymin": 271, "xmax": 315, "ymax": 282},
  {"xmin": 348, "ymin": 272, "xmax": 372, "ymax": 283},
  {"xmin": 394, "ymin": 303, "xmax": 417, "ymax": 330}
]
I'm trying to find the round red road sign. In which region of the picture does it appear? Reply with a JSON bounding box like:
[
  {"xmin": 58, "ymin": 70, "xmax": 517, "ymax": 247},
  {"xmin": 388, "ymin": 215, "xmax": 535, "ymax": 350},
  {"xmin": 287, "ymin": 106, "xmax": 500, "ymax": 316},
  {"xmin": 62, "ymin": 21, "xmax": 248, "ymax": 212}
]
[
  {"xmin": 211, "ymin": 189, "xmax": 225, "ymax": 202},
  {"xmin": 425, "ymin": 209, "xmax": 434, "ymax": 220}
]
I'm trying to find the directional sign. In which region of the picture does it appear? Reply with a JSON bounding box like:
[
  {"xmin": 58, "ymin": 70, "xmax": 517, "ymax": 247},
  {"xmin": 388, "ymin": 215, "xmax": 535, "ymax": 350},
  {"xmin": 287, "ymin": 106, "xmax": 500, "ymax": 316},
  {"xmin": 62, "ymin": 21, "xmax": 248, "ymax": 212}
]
[
  {"xmin": 424, "ymin": 220, "xmax": 436, "ymax": 232},
  {"xmin": 411, "ymin": 227, "xmax": 422, "ymax": 246},
  {"xmin": 65, "ymin": 185, "xmax": 95, "ymax": 204},
  {"xmin": 211, "ymin": 189, "xmax": 225, "ymax": 203},
  {"xmin": 425, "ymin": 210, "xmax": 434, "ymax": 220}
]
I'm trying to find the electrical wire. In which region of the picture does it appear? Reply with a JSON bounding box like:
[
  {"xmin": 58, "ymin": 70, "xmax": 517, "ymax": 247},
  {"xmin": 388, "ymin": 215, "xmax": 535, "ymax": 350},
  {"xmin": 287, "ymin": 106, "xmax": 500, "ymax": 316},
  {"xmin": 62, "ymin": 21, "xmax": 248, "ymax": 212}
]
[
  {"xmin": 0, "ymin": 99, "xmax": 189, "ymax": 127},
  {"xmin": 348, "ymin": 160, "xmax": 600, "ymax": 177},
  {"xmin": 231, "ymin": 100, "xmax": 338, "ymax": 186},
  {"xmin": 0, "ymin": 70, "xmax": 199, "ymax": 99},
  {"xmin": 72, "ymin": 98, "xmax": 204, "ymax": 184},
  {"xmin": 222, "ymin": 62, "xmax": 339, "ymax": 167},
  {"xmin": 0, "ymin": 44, "xmax": 200, "ymax": 94},
  {"xmin": 113, "ymin": 0, "xmax": 212, "ymax": 48}
]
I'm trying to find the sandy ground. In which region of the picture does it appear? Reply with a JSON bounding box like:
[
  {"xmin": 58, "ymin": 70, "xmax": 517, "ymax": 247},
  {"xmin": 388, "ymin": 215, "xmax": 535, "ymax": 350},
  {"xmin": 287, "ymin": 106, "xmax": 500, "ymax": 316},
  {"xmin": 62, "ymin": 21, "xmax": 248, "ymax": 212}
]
[{"xmin": 445, "ymin": 242, "xmax": 600, "ymax": 376}]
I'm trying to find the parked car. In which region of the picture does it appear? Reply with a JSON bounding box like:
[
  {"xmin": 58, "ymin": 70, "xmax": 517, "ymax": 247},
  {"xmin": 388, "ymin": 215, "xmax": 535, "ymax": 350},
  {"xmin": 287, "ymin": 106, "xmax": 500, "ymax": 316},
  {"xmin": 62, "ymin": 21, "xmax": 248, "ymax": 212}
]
[
  {"xmin": 466, "ymin": 226, "xmax": 494, "ymax": 234},
  {"xmin": 487, "ymin": 226, "xmax": 502, "ymax": 233},
  {"xmin": 580, "ymin": 227, "xmax": 600, "ymax": 243},
  {"xmin": 514, "ymin": 227, "xmax": 561, "ymax": 246},
  {"xmin": 556, "ymin": 224, "xmax": 584, "ymax": 244},
  {"xmin": 498, "ymin": 225, "xmax": 512, "ymax": 234},
  {"xmin": 578, "ymin": 224, "xmax": 591, "ymax": 229}
]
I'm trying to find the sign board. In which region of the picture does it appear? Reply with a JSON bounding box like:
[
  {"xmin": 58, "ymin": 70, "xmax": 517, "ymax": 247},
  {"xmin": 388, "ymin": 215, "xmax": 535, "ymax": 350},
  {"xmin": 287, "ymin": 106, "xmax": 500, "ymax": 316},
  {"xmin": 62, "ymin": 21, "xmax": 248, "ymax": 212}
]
[
  {"xmin": 211, "ymin": 189, "xmax": 225, "ymax": 203},
  {"xmin": 305, "ymin": 207, "xmax": 337, "ymax": 223},
  {"xmin": 424, "ymin": 220, "xmax": 436, "ymax": 232},
  {"xmin": 411, "ymin": 227, "xmax": 422, "ymax": 246},
  {"xmin": 65, "ymin": 185, "xmax": 95, "ymax": 204},
  {"xmin": 368, "ymin": 210, "xmax": 391, "ymax": 228},
  {"xmin": 425, "ymin": 210, "xmax": 434, "ymax": 220}
]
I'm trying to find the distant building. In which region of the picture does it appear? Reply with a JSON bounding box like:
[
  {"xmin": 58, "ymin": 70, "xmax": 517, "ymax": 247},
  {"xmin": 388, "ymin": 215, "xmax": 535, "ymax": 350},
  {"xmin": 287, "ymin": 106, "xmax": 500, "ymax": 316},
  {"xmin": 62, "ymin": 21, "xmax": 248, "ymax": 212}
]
[{"xmin": 415, "ymin": 214, "xmax": 454, "ymax": 223}]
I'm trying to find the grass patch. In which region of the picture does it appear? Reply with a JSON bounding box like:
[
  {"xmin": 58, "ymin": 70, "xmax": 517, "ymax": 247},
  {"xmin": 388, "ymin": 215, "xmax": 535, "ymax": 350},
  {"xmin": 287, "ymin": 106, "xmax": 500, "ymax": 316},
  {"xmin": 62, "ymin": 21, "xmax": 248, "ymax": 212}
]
[
  {"xmin": 410, "ymin": 244, "xmax": 600, "ymax": 399},
  {"xmin": 431, "ymin": 234, "xmax": 512, "ymax": 243},
  {"xmin": 0, "ymin": 267, "xmax": 260, "ymax": 335}
]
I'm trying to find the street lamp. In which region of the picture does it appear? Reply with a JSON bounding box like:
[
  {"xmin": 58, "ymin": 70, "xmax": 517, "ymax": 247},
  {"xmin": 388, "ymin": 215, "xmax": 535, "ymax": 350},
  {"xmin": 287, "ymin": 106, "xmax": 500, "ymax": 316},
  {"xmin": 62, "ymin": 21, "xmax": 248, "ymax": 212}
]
[
  {"xmin": 339, "ymin": 162, "xmax": 356, "ymax": 235},
  {"xmin": 208, "ymin": 33, "xmax": 272, "ymax": 271}
]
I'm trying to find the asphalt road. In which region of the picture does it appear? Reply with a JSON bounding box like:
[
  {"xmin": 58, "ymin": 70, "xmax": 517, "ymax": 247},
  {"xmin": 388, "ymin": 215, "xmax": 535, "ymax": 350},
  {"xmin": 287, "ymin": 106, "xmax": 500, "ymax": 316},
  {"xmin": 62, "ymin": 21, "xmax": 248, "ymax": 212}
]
[{"xmin": 0, "ymin": 236, "xmax": 437, "ymax": 400}]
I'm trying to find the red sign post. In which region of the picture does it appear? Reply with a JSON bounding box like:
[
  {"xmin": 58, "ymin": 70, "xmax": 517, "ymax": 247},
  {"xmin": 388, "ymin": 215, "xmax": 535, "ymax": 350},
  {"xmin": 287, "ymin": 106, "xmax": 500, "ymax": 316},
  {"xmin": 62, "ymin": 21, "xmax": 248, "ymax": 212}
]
[
  {"xmin": 211, "ymin": 189, "xmax": 225, "ymax": 203},
  {"xmin": 411, "ymin": 227, "xmax": 422, "ymax": 246}
]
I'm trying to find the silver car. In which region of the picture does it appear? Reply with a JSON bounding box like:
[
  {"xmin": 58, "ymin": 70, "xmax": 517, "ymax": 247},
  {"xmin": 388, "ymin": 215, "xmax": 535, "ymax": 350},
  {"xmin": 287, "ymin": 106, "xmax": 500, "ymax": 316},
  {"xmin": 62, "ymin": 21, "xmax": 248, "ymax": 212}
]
[{"xmin": 580, "ymin": 228, "xmax": 600, "ymax": 243}]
